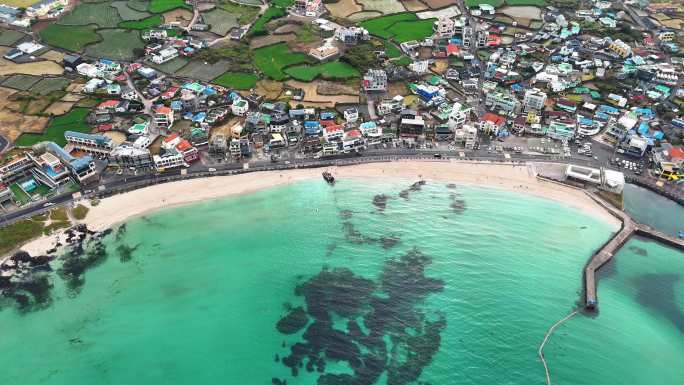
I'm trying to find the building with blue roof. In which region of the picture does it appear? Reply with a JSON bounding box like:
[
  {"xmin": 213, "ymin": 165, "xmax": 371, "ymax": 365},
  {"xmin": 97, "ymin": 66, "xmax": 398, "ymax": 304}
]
[{"xmin": 65, "ymin": 130, "xmax": 114, "ymax": 156}]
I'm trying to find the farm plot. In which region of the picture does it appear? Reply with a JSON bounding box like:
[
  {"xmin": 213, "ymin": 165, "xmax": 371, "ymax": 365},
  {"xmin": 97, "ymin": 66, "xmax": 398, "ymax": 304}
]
[
  {"xmin": 250, "ymin": 6, "xmax": 286, "ymax": 36},
  {"xmin": 111, "ymin": 0, "xmax": 152, "ymax": 20},
  {"xmin": 360, "ymin": 13, "xmax": 436, "ymax": 43},
  {"xmin": 0, "ymin": 29, "xmax": 25, "ymax": 46},
  {"xmin": 85, "ymin": 29, "xmax": 145, "ymax": 60},
  {"xmin": 422, "ymin": 0, "xmax": 457, "ymax": 8},
  {"xmin": 30, "ymin": 78, "xmax": 70, "ymax": 95},
  {"xmin": 356, "ymin": 0, "xmax": 405, "ymax": 14},
  {"xmin": 0, "ymin": 54, "xmax": 64, "ymax": 76},
  {"xmin": 58, "ymin": 3, "xmax": 123, "ymax": 28},
  {"xmin": 417, "ymin": 5, "xmax": 461, "ymax": 19},
  {"xmin": 347, "ymin": 11, "xmax": 383, "ymax": 21},
  {"xmin": 203, "ymin": 9, "xmax": 240, "ymax": 36},
  {"xmin": 175, "ymin": 59, "xmax": 233, "ymax": 82},
  {"xmin": 218, "ymin": 1, "xmax": 260, "ymax": 24},
  {"xmin": 0, "ymin": 0, "xmax": 35, "ymax": 6},
  {"xmin": 465, "ymin": 0, "xmax": 503, "ymax": 6},
  {"xmin": 39, "ymin": 25, "xmax": 100, "ymax": 52},
  {"xmin": 250, "ymin": 33, "xmax": 295, "ymax": 49},
  {"xmin": 212, "ymin": 72, "xmax": 260, "ymax": 90},
  {"xmin": 150, "ymin": 56, "xmax": 189, "ymax": 74},
  {"xmin": 149, "ymin": 0, "xmax": 189, "ymax": 13},
  {"xmin": 1, "ymin": 75, "xmax": 42, "ymax": 91},
  {"xmin": 499, "ymin": 5, "xmax": 542, "ymax": 19},
  {"xmin": 253, "ymin": 42, "xmax": 312, "ymax": 81},
  {"xmin": 284, "ymin": 61, "xmax": 360, "ymax": 82},
  {"xmin": 119, "ymin": 14, "xmax": 163, "ymax": 29},
  {"xmin": 127, "ymin": 0, "xmax": 150, "ymax": 11},
  {"xmin": 325, "ymin": 0, "xmax": 362, "ymax": 18},
  {"xmin": 506, "ymin": 0, "xmax": 546, "ymax": 5},
  {"xmin": 163, "ymin": 8, "xmax": 193, "ymax": 26},
  {"xmin": 15, "ymin": 107, "xmax": 91, "ymax": 147},
  {"xmin": 44, "ymin": 101, "xmax": 75, "ymax": 116},
  {"xmin": 401, "ymin": 0, "xmax": 428, "ymax": 12},
  {"xmin": 286, "ymin": 80, "xmax": 358, "ymax": 108}
]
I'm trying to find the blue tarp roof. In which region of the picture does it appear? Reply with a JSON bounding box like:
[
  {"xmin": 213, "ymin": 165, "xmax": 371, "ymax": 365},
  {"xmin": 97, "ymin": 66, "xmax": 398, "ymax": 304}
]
[{"xmin": 193, "ymin": 112, "xmax": 206, "ymax": 122}]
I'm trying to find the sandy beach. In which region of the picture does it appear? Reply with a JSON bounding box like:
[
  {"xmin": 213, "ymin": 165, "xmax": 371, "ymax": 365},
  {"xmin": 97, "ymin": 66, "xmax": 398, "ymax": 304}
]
[{"xmin": 18, "ymin": 161, "xmax": 621, "ymax": 256}]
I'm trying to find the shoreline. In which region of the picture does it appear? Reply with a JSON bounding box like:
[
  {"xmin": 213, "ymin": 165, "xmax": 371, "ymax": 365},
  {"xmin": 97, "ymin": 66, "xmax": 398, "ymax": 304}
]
[{"xmin": 18, "ymin": 161, "xmax": 621, "ymax": 256}]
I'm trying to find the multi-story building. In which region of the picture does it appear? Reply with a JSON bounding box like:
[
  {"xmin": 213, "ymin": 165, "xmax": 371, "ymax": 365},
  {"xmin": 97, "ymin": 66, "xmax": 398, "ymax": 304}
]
[
  {"xmin": 462, "ymin": 26, "xmax": 473, "ymax": 49},
  {"xmin": 30, "ymin": 151, "xmax": 71, "ymax": 188},
  {"xmin": 658, "ymin": 31, "xmax": 675, "ymax": 42},
  {"xmin": 363, "ymin": 69, "xmax": 387, "ymax": 92},
  {"xmin": 25, "ymin": 0, "xmax": 67, "ymax": 18},
  {"xmin": 110, "ymin": 145, "xmax": 154, "ymax": 169},
  {"xmin": 476, "ymin": 29, "xmax": 489, "ymax": 48},
  {"xmin": 153, "ymin": 148, "xmax": 185, "ymax": 170},
  {"xmin": 433, "ymin": 17, "xmax": 455, "ymax": 38},
  {"xmin": 43, "ymin": 142, "xmax": 97, "ymax": 183},
  {"xmin": 523, "ymin": 88, "xmax": 547, "ymax": 112},
  {"xmin": 64, "ymin": 131, "xmax": 115, "ymax": 156},
  {"xmin": 152, "ymin": 47, "xmax": 179, "ymax": 64},
  {"xmin": 154, "ymin": 106, "xmax": 175, "ymax": 130},
  {"xmin": 0, "ymin": 182, "xmax": 11, "ymax": 203},
  {"xmin": 448, "ymin": 102, "xmax": 471, "ymax": 130},
  {"xmin": 485, "ymin": 90, "xmax": 520, "ymax": 113},
  {"xmin": 608, "ymin": 39, "xmax": 632, "ymax": 58},
  {"xmin": 0, "ymin": 155, "xmax": 34, "ymax": 185},
  {"xmin": 334, "ymin": 27, "xmax": 369, "ymax": 45}
]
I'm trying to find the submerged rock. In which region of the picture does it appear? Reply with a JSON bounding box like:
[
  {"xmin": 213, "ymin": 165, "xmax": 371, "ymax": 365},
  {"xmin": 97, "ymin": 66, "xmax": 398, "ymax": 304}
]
[
  {"xmin": 372, "ymin": 194, "xmax": 389, "ymax": 211},
  {"xmin": 276, "ymin": 306, "xmax": 309, "ymax": 334}
]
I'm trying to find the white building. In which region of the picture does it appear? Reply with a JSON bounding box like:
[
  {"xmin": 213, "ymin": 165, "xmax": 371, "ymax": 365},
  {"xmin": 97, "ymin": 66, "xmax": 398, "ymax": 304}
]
[
  {"xmin": 448, "ymin": 102, "xmax": 470, "ymax": 130},
  {"xmin": 153, "ymin": 149, "xmax": 185, "ymax": 170},
  {"xmin": 433, "ymin": 17, "xmax": 456, "ymax": 38},
  {"xmin": 363, "ymin": 69, "xmax": 387, "ymax": 92},
  {"xmin": 334, "ymin": 27, "xmax": 369, "ymax": 45},
  {"xmin": 231, "ymin": 99, "xmax": 249, "ymax": 116},
  {"xmin": 152, "ymin": 47, "xmax": 179, "ymax": 64},
  {"xmin": 523, "ymin": 88, "xmax": 547, "ymax": 112}
]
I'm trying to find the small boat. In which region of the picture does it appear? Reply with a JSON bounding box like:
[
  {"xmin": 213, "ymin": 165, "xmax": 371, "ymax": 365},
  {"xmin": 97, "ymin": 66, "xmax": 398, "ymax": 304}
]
[{"xmin": 322, "ymin": 171, "xmax": 335, "ymax": 185}]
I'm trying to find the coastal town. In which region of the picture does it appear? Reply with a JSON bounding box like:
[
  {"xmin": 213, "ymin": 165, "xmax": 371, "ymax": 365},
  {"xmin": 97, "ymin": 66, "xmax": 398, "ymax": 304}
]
[{"xmin": 0, "ymin": 0, "xmax": 683, "ymax": 249}]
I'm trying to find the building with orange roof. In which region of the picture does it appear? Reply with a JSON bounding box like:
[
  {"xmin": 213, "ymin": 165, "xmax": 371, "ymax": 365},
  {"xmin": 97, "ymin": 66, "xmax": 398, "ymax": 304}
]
[{"xmin": 155, "ymin": 105, "xmax": 175, "ymax": 130}]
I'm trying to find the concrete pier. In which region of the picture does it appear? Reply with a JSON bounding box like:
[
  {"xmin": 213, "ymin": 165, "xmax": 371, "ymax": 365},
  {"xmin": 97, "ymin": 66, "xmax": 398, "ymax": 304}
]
[{"xmin": 583, "ymin": 193, "xmax": 684, "ymax": 310}]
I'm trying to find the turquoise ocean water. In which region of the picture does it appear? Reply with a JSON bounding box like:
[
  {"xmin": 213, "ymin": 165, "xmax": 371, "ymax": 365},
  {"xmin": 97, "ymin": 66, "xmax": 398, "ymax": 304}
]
[{"xmin": 1, "ymin": 179, "xmax": 682, "ymax": 385}]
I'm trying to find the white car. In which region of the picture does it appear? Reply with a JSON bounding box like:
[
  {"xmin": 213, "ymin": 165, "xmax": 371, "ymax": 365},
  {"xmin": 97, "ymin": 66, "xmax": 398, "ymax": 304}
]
[
  {"xmin": 208, "ymin": 168, "xmax": 217, "ymax": 172},
  {"xmin": 43, "ymin": 202, "xmax": 54, "ymax": 207}
]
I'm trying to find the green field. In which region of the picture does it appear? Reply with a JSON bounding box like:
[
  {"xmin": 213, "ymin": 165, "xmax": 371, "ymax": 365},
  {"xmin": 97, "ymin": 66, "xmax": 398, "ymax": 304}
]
[
  {"xmin": 384, "ymin": 41, "xmax": 402, "ymax": 58},
  {"xmin": 30, "ymin": 78, "xmax": 71, "ymax": 95},
  {"xmin": 151, "ymin": 56, "xmax": 189, "ymax": 74},
  {"xmin": 212, "ymin": 72, "xmax": 260, "ymax": 90},
  {"xmin": 39, "ymin": 24, "xmax": 100, "ymax": 52},
  {"xmin": 127, "ymin": 0, "xmax": 150, "ymax": 11},
  {"xmin": 111, "ymin": 0, "xmax": 152, "ymax": 20},
  {"xmin": 176, "ymin": 59, "xmax": 234, "ymax": 82},
  {"xmin": 9, "ymin": 183, "xmax": 30, "ymax": 205},
  {"xmin": 85, "ymin": 29, "xmax": 145, "ymax": 60},
  {"xmin": 148, "ymin": 0, "xmax": 189, "ymax": 13},
  {"xmin": 15, "ymin": 107, "xmax": 91, "ymax": 147},
  {"xmin": 360, "ymin": 13, "xmax": 435, "ymax": 43},
  {"xmin": 58, "ymin": 3, "xmax": 122, "ymax": 28},
  {"xmin": 1, "ymin": 75, "xmax": 41, "ymax": 91},
  {"xmin": 218, "ymin": 1, "xmax": 260, "ymax": 24},
  {"xmin": 249, "ymin": 6, "xmax": 285, "ymax": 36},
  {"xmin": 269, "ymin": 0, "xmax": 294, "ymax": 6},
  {"xmin": 284, "ymin": 61, "xmax": 360, "ymax": 82},
  {"xmin": 465, "ymin": 0, "xmax": 504, "ymax": 6},
  {"xmin": 119, "ymin": 14, "xmax": 163, "ymax": 29},
  {"xmin": 253, "ymin": 43, "xmax": 312, "ymax": 81},
  {"xmin": 203, "ymin": 9, "xmax": 239, "ymax": 36},
  {"xmin": 506, "ymin": 0, "xmax": 546, "ymax": 5},
  {"xmin": 0, "ymin": 29, "xmax": 25, "ymax": 46}
]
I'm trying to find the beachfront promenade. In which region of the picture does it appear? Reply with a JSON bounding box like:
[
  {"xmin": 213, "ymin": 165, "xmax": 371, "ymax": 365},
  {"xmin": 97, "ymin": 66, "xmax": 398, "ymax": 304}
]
[{"xmin": 584, "ymin": 193, "xmax": 684, "ymax": 310}]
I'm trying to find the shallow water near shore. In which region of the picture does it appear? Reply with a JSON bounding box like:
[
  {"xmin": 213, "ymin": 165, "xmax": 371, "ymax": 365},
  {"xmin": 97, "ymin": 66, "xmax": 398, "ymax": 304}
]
[{"xmin": 1, "ymin": 179, "xmax": 683, "ymax": 385}]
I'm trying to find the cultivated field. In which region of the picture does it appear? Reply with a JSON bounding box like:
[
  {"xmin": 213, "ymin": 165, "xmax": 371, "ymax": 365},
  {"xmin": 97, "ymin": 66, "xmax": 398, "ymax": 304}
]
[
  {"xmin": 287, "ymin": 80, "xmax": 358, "ymax": 108},
  {"xmin": 356, "ymin": 0, "xmax": 405, "ymax": 14},
  {"xmin": 111, "ymin": 0, "xmax": 152, "ymax": 20},
  {"xmin": 0, "ymin": 86, "xmax": 48, "ymax": 143},
  {"xmin": 284, "ymin": 61, "xmax": 360, "ymax": 82},
  {"xmin": 254, "ymin": 79, "xmax": 284, "ymax": 99},
  {"xmin": 0, "ymin": 0, "xmax": 35, "ymax": 7},
  {"xmin": 417, "ymin": 5, "xmax": 461, "ymax": 19},
  {"xmin": 58, "ymin": 3, "xmax": 123, "ymax": 28},
  {"xmin": 0, "ymin": 50, "xmax": 64, "ymax": 76},
  {"xmin": 39, "ymin": 25, "xmax": 100, "ymax": 52},
  {"xmin": 15, "ymin": 107, "xmax": 91, "ymax": 147},
  {"xmin": 203, "ymin": 9, "xmax": 240, "ymax": 36},
  {"xmin": 149, "ymin": 0, "xmax": 189, "ymax": 13},
  {"xmin": 85, "ymin": 29, "xmax": 145, "ymax": 60},
  {"xmin": 176, "ymin": 59, "xmax": 233, "ymax": 81},
  {"xmin": 422, "ymin": 0, "xmax": 457, "ymax": 8},
  {"xmin": 253, "ymin": 43, "xmax": 312, "ymax": 81},
  {"xmin": 39, "ymin": 50, "xmax": 65, "ymax": 62},
  {"xmin": 163, "ymin": 8, "xmax": 194, "ymax": 26},
  {"xmin": 127, "ymin": 0, "xmax": 150, "ymax": 11},
  {"xmin": 0, "ymin": 29, "xmax": 25, "ymax": 46},
  {"xmin": 212, "ymin": 72, "xmax": 260, "ymax": 90},
  {"xmin": 1, "ymin": 74, "xmax": 42, "ymax": 91},
  {"xmin": 401, "ymin": 0, "xmax": 428, "ymax": 12},
  {"xmin": 499, "ymin": 5, "xmax": 542, "ymax": 19},
  {"xmin": 31, "ymin": 78, "xmax": 70, "ymax": 95},
  {"xmin": 250, "ymin": 33, "xmax": 296, "ymax": 49},
  {"xmin": 360, "ymin": 13, "xmax": 436, "ymax": 43},
  {"xmin": 44, "ymin": 101, "xmax": 76, "ymax": 116},
  {"xmin": 218, "ymin": 1, "xmax": 260, "ymax": 24},
  {"xmin": 325, "ymin": 0, "xmax": 363, "ymax": 18},
  {"xmin": 347, "ymin": 11, "xmax": 383, "ymax": 21},
  {"xmin": 119, "ymin": 14, "xmax": 163, "ymax": 29},
  {"xmin": 150, "ymin": 56, "xmax": 189, "ymax": 74}
]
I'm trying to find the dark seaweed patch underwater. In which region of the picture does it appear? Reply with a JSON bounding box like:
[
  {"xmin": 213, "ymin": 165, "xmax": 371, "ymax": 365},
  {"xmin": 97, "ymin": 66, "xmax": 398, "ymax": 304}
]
[{"xmin": 275, "ymin": 249, "xmax": 445, "ymax": 385}]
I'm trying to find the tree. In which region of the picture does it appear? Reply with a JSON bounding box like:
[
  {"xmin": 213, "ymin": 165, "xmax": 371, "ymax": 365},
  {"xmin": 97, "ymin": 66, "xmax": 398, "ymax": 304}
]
[{"xmin": 341, "ymin": 43, "xmax": 380, "ymax": 73}]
